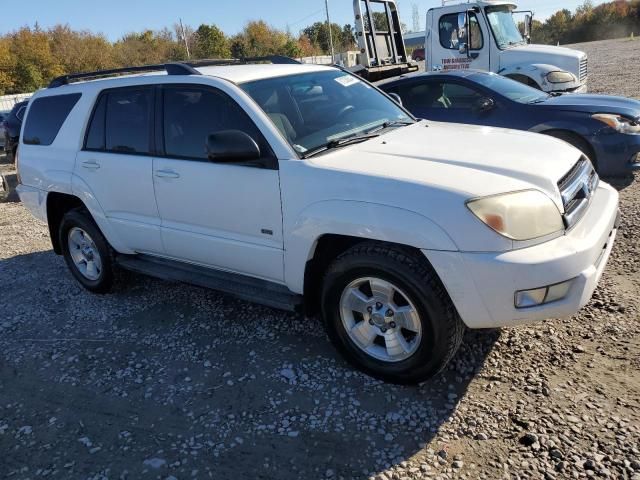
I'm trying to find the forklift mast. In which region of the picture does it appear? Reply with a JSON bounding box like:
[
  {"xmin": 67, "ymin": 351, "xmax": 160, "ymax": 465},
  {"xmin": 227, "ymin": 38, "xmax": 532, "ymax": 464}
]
[{"xmin": 351, "ymin": 0, "xmax": 418, "ymax": 81}]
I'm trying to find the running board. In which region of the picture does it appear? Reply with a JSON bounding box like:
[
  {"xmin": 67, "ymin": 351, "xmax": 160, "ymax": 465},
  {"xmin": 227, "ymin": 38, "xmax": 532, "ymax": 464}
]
[{"xmin": 116, "ymin": 255, "xmax": 303, "ymax": 312}]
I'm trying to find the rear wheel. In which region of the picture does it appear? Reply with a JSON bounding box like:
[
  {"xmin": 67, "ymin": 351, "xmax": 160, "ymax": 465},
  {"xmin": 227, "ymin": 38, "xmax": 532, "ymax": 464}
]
[
  {"xmin": 321, "ymin": 243, "xmax": 465, "ymax": 384},
  {"xmin": 60, "ymin": 209, "xmax": 115, "ymax": 293}
]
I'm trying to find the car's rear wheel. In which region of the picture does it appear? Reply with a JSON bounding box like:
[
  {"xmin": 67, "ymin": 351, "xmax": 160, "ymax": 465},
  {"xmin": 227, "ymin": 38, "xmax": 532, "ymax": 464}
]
[
  {"xmin": 321, "ymin": 243, "xmax": 465, "ymax": 384},
  {"xmin": 60, "ymin": 209, "xmax": 115, "ymax": 293}
]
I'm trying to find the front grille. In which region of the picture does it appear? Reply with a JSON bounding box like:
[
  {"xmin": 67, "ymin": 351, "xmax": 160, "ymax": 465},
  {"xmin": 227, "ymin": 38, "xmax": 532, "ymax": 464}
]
[
  {"xmin": 558, "ymin": 157, "xmax": 598, "ymax": 229},
  {"xmin": 579, "ymin": 56, "xmax": 588, "ymax": 82}
]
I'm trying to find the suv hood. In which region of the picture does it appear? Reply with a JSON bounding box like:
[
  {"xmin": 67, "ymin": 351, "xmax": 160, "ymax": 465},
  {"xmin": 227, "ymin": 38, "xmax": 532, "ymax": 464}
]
[
  {"xmin": 311, "ymin": 121, "xmax": 582, "ymax": 210},
  {"xmin": 500, "ymin": 44, "xmax": 585, "ymax": 74},
  {"xmin": 541, "ymin": 94, "xmax": 640, "ymax": 120}
]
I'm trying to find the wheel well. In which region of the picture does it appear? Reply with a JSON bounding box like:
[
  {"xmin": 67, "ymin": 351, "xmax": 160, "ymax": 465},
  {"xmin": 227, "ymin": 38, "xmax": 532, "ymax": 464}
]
[
  {"xmin": 541, "ymin": 129, "xmax": 598, "ymax": 169},
  {"xmin": 302, "ymin": 235, "xmax": 424, "ymax": 316},
  {"xmin": 46, "ymin": 192, "xmax": 85, "ymax": 254},
  {"xmin": 505, "ymin": 73, "xmax": 541, "ymax": 90}
]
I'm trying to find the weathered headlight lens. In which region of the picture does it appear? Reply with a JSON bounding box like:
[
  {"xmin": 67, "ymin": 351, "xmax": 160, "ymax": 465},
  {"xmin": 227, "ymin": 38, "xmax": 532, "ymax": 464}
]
[
  {"xmin": 546, "ymin": 71, "xmax": 575, "ymax": 83},
  {"xmin": 592, "ymin": 113, "xmax": 640, "ymax": 135},
  {"xmin": 467, "ymin": 190, "xmax": 564, "ymax": 241}
]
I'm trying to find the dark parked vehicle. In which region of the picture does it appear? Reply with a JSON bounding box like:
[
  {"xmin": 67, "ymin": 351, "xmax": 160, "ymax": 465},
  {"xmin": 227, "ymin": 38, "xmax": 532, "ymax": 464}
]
[
  {"xmin": 0, "ymin": 112, "xmax": 7, "ymax": 151},
  {"xmin": 4, "ymin": 101, "xmax": 29, "ymax": 163},
  {"xmin": 379, "ymin": 70, "xmax": 640, "ymax": 176},
  {"xmin": 412, "ymin": 48, "xmax": 425, "ymax": 61}
]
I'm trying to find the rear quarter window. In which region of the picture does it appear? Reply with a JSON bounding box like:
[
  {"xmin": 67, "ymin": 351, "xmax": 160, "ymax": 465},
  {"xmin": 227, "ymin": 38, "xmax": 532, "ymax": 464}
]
[{"xmin": 23, "ymin": 94, "xmax": 81, "ymax": 146}]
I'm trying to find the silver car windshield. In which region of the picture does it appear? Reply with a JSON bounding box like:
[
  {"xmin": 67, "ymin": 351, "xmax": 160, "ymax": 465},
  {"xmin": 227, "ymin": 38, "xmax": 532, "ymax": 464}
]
[
  {"xmin": 241, "ymin": 70, "xmax": 413, "ymax": 156},
  {"xmin": 486, "ymin": 6, "xmax": 526, "ymax": 49}
]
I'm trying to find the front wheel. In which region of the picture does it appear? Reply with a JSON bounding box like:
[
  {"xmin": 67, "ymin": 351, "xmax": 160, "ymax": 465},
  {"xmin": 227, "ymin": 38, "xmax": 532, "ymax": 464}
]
[{"xmin": 321, "ymin": 243, "xmax": 465, "ymax": 384}]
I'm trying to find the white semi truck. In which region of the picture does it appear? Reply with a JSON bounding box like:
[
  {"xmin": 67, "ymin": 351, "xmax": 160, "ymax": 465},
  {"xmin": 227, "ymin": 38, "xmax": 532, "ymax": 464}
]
[{"xmin": 425, "ymin": 0, "xmax": 589, "ymax": 93}]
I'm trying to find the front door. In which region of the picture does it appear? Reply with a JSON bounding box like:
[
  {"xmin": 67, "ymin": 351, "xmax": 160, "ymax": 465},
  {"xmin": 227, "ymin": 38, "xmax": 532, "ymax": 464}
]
[
  {"xmin": 431, "ymin": 10, "xmax": 491, "ymax": 72},
  {"xmin": 152, "ymin": 84, "xmax": 284, "ymax": 283},
  {"xmin": 74, "ymin": 86, "xmax": 163, "ymax": 254}
]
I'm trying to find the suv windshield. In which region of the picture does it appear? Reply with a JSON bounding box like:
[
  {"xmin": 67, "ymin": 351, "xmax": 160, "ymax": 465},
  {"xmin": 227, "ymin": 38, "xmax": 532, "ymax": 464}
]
[
  {"xmin": 470, "ymin": 73, "xmax": 549, "ymax": 104},
  {"xmin": 486, "ymin": 6, "xmax": 525, "ymax": 49},
  {"xmin": 241, "ymin": 70, "xmax": 413, "ymax": 156}
]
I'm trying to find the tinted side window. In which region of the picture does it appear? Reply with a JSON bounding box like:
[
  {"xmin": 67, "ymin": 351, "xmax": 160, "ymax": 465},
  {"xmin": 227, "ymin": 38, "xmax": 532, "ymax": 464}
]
[
  {"xmin": 162, "ymin": 86, "xmax": 272, "ymax": 161},
  {"xmin": 85, "ymin": 95, "xmax": 107, "ymax": 150},
  {"xmin": 23, "ymin": 94, "xmax": 81, "ymax": 146},
  {"xmin": 105, "ymin": 89, "xmax": 152, "ymax": 154},
  {"xmin": 394, "ymin": 82, "xmax": 446, "ymax": 111},
  {"xmin": 442, "ymin": 82, "xmax": 484, "ymax": 110}
]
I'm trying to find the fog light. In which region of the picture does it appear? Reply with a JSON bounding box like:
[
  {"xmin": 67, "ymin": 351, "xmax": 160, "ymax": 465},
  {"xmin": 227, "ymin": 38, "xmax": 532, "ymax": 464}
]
[
  {"xmin": 515, "ymin": 287, "xmax": 547, "ymax": 308},
  {"xmin": 515, "ymin": 280, "xmax": 574, "ymax": 309}
]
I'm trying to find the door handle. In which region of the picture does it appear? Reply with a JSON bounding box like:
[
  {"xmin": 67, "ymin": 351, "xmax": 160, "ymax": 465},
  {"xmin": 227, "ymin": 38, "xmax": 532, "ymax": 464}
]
[
  {"xmin": 155, "ymin": 170, "xmax": 180, "ymax": 179},
  {"xmin": 81, "ymin": 160, "xmax": 100, "ymax": 170}
]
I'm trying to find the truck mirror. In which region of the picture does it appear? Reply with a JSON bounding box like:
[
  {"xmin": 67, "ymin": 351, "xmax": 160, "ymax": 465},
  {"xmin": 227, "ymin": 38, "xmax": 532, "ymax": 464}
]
[
  {"xmin": 458, "ymin": 12, "xmax": 469, "ymax": 56},
  {"xmin": 524, "ymin": 14, "xmax": 532, "ymax": 41}
]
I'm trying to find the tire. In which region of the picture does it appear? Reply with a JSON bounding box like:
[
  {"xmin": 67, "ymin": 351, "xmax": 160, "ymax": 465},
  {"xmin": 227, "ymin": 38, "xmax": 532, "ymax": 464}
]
[
  {"xmin": 59, "ymin": 209, "xmax": 115, "ymax": 294},
  {"xmin": 321, "ymin": 243, "xmax": 465, "ymax": 384},
  {"xmin": 544, "ymin": 130, "xmax": 597, "ymax": 170}
]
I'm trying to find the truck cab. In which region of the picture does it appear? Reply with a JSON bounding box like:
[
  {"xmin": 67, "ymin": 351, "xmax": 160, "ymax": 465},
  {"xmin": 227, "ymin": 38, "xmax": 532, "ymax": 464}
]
[{"xmin": 425, "ymin": 0, "xmax": 588, "ymax": 93}]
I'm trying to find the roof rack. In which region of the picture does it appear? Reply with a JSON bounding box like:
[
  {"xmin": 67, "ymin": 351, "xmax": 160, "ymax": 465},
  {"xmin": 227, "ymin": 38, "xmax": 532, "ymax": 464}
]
[{"xmin": 47, "ymin": 55, "xmax": 301, "ymax": 89}]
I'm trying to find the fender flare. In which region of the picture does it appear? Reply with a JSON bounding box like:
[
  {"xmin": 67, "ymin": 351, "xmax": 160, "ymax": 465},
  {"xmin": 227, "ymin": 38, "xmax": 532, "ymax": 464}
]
[
  {"xmin": 70, "ymin": 174, "xmax": 135, "ymax": 254},
  {"xmin": 499, "ymin": 63, "xmax": 575, "ymax": 91},
  {"xmin": 284, "ymin": 200, "xmax": 458, "ymax": 294}
]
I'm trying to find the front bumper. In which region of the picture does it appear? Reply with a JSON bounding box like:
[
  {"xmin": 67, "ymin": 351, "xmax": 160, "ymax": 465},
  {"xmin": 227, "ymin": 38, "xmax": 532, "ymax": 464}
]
[
  {"xmin": 590, "ymin": 131, "xmax": 640, "ymax": 176},
  {"xmin": 426, "ymin": 182, "xmax": 619, "ymax": 329}
]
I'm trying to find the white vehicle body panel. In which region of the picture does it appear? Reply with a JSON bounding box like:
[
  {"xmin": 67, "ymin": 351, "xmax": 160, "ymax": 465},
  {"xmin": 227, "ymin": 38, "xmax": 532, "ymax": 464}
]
[{"xmin": 17, "ymin": 63, "xmax": 618, "ymax": 330}]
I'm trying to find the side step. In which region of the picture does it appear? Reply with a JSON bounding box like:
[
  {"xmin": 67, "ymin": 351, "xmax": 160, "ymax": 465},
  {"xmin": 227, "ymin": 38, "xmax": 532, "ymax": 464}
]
[{"xmin": 116, "ymin": 254, "xmax": 303, "ymax": 312}]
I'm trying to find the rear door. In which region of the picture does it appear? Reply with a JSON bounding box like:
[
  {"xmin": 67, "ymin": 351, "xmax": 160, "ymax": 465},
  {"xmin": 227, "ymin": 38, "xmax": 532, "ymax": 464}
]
[
  {"xmin": 74, "ymin": 87, "xmax": 163, "ymax": 254},
  {"xmin": 152, "ymin": 84, "xmax": 284, "ymax": 283}
]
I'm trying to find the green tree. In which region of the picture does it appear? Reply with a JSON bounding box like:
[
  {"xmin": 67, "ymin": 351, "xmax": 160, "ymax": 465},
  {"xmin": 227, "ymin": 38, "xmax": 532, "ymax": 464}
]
[{"xmin": 192, "ymin": 24, "xmax": 230, "ymax": 59}]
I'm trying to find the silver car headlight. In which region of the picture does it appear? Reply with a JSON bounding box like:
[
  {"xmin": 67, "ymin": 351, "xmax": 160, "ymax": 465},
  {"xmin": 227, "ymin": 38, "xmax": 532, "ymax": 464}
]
[
  {"xmin": 592, "ymin": 113, "xmax": 640, "ymax": 135},
  {"xmin": 467, "ymin": 190, "xmax": 564, "ymax": 241},
  {"xmin": 546, "ymin": 71, "xmax": 575, "ymax": 84}
]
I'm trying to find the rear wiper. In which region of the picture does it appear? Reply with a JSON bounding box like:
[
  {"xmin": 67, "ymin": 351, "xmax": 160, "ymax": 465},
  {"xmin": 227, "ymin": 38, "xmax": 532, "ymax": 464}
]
[{"xmin": 302, "ymin": 133, "xmax": 380, "ymax": 158}]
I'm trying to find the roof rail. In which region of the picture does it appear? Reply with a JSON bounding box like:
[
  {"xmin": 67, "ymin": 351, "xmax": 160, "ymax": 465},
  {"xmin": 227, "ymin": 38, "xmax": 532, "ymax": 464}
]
[
  {"xmin": 47, "ymin": 55, "xmax": 301, "ymax": 89},
  {"xmin": 48, "ymin": 63, "xmax": 199, "ymax": 88}
]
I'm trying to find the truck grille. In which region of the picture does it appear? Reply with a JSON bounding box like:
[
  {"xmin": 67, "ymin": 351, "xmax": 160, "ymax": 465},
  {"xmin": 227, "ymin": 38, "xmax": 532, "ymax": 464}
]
[
  {"xmin": 579, "ymin": 57, "xmax": 588, "ymax": 82},
  {"xmin": 558, "ymin": 158, "xmax": 598, "ymax": 229}
]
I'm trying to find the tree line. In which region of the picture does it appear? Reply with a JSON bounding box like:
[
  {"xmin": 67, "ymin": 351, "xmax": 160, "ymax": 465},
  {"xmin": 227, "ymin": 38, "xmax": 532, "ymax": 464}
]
[
  {"xmin": 528, "ymin": 0, "xmax": 640, "ymax": 45},
  {"xmin": 0, "ymin": 20, "xmax": 357, "ymax": 95}
]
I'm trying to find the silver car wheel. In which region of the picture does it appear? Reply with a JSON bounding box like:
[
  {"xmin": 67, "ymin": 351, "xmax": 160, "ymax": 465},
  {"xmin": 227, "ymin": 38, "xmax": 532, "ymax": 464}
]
[
  {"xmin": 68, "ymin": 227, "xmax": 103, "ymax": 281},
  {"xmin": 339, "ymin": 277, "xmax": 423, "ymax": 363}
]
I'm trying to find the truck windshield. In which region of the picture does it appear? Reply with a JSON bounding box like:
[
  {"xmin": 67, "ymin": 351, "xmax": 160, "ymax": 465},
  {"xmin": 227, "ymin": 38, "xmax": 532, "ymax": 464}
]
[
  {"xmin": 470, "ymin": 73, "xmax": 549, "ymax": 104},
  {"xmin": 485, "ymin": 6, "xmax": 525, "ymax": 49},
  {"xmin": 241, "ymin": 70, "xmax": 413, "ymax": 157}
]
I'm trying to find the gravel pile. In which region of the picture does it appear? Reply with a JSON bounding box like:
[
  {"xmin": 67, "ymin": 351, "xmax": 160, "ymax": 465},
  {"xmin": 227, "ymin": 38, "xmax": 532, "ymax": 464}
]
[{"xmin": 0, "ymin": 39, "xmax": 639, "ymax": 480}]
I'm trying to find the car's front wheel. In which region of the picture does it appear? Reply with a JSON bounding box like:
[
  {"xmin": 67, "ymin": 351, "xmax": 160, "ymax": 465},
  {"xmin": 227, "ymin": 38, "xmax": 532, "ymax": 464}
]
[
  {"xmin": 321, "ymin": 243, "xmax": 465, "ymax": 384},
  {"xmin": 60, "ymin": 209, "xmax": 115, "ymax": 293}
]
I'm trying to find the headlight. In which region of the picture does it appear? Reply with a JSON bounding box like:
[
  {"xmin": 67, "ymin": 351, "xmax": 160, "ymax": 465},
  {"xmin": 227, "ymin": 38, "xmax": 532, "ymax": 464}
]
[
  {"xmin": 592, "ymin": 113, "xmax": 640, "ymax": 135},
  {"xmin": 467, "ymin": 190, "xmax": 564, "ymax": 241},
  {"xmin": 546, "ymin": 71, "xmax": 575, "ymax": 83}
]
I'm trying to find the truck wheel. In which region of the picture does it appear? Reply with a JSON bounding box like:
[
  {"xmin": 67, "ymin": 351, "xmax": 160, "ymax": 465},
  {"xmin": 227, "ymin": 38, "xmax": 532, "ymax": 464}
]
[
  {"xmin": 544, "ymin": 130, "xmax": 597, "ymax": 171},
  {"xmin": 321, "ymin": 243, "xmax": 465, "ymax": 384},
  {"xmin": 59, "ymin": 209, "xmax": 115, "ymax": 294}
]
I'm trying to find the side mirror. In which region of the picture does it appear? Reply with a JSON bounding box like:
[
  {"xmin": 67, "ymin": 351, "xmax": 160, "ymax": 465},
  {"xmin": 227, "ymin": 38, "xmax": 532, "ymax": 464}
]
[
  {"xmin": 206, "ymin": 130, "xmax": 261, "ymax": 163},
  {"xmin": 458, "ymin": 12, "xmax": 469, "ymax": 55},
  {"xmin": 524, "ymin": 14, "xmax": 532, "ymax": 42},
  {"xmin": 388, "ymin": 93, "xmax": 403, "ymax": 106},
  {"xmin": 474, "ymin": 97, "xmax": 495, "ymax": 113}
]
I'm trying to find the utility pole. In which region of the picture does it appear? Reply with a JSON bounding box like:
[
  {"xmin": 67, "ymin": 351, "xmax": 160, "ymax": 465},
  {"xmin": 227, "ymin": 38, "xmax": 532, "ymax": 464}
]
[
  {"xmin": 179, "ymin": 18, "xmax": 190, "ymax": 59},
  {"xmin": 325, "ymin": 0, "xmax": 335, "ymax": 62}
]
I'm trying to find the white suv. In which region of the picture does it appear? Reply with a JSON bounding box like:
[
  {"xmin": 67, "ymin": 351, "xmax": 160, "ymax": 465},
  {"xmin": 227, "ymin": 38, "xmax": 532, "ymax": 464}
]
[{"xmin": 17, "ymin": 59, "xmax": 620, "ymax": 384}]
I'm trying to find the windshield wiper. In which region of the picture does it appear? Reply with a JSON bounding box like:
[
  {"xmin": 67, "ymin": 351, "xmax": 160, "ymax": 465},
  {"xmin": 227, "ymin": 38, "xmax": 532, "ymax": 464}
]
[{"xmin": 302, "ymin": 133, "xmax": 381, "ymax": 159}]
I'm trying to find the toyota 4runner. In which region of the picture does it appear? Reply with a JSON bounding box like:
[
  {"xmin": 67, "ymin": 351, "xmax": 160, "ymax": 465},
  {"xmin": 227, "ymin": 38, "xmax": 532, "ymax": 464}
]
[{"xmin": 16, "ymin": 59, "xmax": 620, "ymax": 384}]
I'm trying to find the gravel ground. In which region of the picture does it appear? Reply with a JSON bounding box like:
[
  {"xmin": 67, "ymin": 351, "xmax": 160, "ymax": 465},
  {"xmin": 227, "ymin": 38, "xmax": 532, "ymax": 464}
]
[{"xmin": 1, "ymin": 38, "xmax": 639, "ymax": 480}]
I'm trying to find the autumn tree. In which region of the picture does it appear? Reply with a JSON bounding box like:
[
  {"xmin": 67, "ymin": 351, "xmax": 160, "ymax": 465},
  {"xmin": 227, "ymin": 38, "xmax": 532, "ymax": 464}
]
[{"xmin": 192, "ymin": 24, "xmax": 230, "ymax": 59}]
